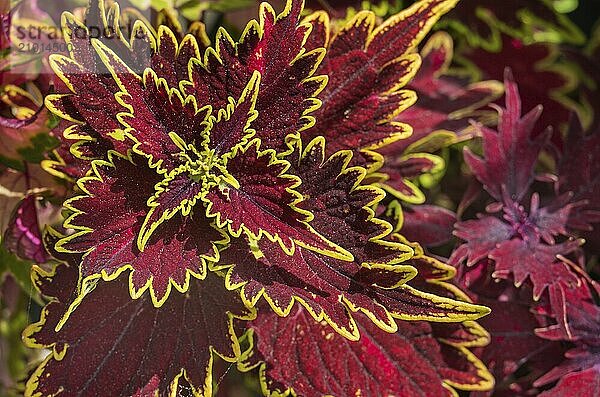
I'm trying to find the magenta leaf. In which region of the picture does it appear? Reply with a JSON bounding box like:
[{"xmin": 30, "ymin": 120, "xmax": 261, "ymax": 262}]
[
  {"xmin": 464, "ymin": 69, "xmax": 549, "ymax": 202},
  {"xmin": 535, "ymin": 282, "xmax": 600, "ymax": 393},
  {"xmin": 2, "ymin": 195, "xmax": 49, "ymax": 263},
  {"xmin": 490, "ymin": 239, "xmax": 581, "ymax": 300},
  {"xmin": 451, "ymin": 215, "xmax": 514, "ymax": 267}
]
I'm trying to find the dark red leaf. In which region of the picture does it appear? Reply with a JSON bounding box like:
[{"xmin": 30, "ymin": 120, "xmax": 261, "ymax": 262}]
[
  {"xmin": 373, "ymin": 32, "xmax": 502, "ymax": 202},
  {"xmin": 454, "ymin": 263, "xmax": 570, "ymax": 396},
  {"xmin": 23, "ymin": 263, "xmax": 253, "ymax": 397},
  {"xmin": 289, "ymin": 138, "xmax": 395, "ymax": 263},
  {"xmin": 400, "ymin": 204, "xmax": 457, "ymax": 247},
  {"xmin": 42, "ymin": 121, "xmax": 108, "ymax": 181},
  {"xmin": 219, "ymin": 236, "xmax": 487, "ymax": 341},
  {"xmin": 45, "ymin": 2, "xmax": 258, "ymax": 165},
  {"xmin": 490, "ymin": 238, "xmax": 581, "ymax": 300},
  {"xmin": 243, "ymin": 0, "xmax": 327, "ymax": 152},
  {"xmin": 386, "ymin": 31, "xmax": 502, "ymax": 148},
  {"xmin": 376, "ymin": 152, "xmax": 444, "ymax": 203},
  {"xmin": 243, "ymin": 307, "xmax": 492, "ymax": 396},
  {"xmin": 210, "ymin": 138, "xmax": 488, "ymax": 339},
  {"xmin": 33, "ymin": 6, "xmax": 501, "ymax": 395},
  {"xmin": 558, "ymin": 119, "xmax": 600, "ymax": 233},
  {"xmin": 45, "ymin": 53, "xmax": 132, "ymax": 157},
  {"xmin": 478, "ymin": 297, "xmax": 553, "ymax": 378},
  {"xmin": 114, "ymin": 66, "xmax": 213, "ymax": 174},
  {"xmin": 539, "ymin": 367, "xmax": 600, "ymax": 397},
  {"xmin": 114, "ymin": 63, "xmax": 259, "ymax": 175},
  {"xmin": 452, "ymin": 192, "xmax": 584, "ymax": 300},
  {"xmin": 0, "ymin": 86, "xmax": 52, "ymax": 165},
  {"xmin": 57, "ymin": 152, "xmax": 227, "ymax": 306},
  {"xmin": 205, "ymin": 139, "xmax": 350, "ymax": 259},
  {"xmin": 138, "ymin": 172, "xmax": 205, "ymax": 248},
  {"xmin": 527, "ymin": 195, "xmax": 574, "ymax": 245},
  {"xmin": 451, "ymin": 215, "xmax": 514, "ymax": 267},
  {"xmin": 0, "ymin": 163, "xmax": 65, "ymax": 238},
  {"xmin": 306, "ymin": 1, "xmax": 458, "ymax": 166},
  {"xmin": 184, "ymin": 0, "xmax": 325, "ymax": 153},
  {"xmin": 365, "ymin": 0, "xmax": 458, "ymax": 65},
  {"xmin": 535, "ymin": 281, "xmax": 600, "ymax": 392}
]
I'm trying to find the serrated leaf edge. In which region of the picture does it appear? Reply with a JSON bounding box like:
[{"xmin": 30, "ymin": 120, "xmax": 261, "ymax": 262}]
[
  {"xmin": 22, "ymin": 263, "xmax": 256, "ymax": 397},
  {"xmin": 55, "ymin": 150, "xmax": 229, "ymax": 308}
]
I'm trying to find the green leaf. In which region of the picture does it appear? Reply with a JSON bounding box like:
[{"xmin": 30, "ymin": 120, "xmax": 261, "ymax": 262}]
[
  {"xmin": 0, "ymin": 245, "xmax": 33, "ymax": 293},
  {"xmin": 16, "ymin": 133, "xmax": 60, "ymax": 164}
]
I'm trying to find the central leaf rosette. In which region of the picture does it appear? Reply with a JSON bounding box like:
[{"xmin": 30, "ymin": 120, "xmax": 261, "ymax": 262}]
[
  {"xmin": 132, "ymin": 70, "xmax": 261, "ymax": 251},
  {"xmin": 45, "ymin": 0, "xmax": 487, "ymax": 345},
  {"xmin": 50, "ymin": 24, "xmax": 354, "ymax": 306}
]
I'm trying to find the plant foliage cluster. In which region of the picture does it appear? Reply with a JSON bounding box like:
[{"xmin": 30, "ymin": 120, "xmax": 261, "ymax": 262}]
[{"xmin": 0, "ymin": 0, "xmax": 598, "ymax": 396}]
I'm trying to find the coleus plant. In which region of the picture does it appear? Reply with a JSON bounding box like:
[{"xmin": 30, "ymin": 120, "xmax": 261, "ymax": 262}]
[
  {"xmin": 22, "ymin": 0, "xmax": 495, "ymax": 395},
  {"xmin": 447, "ymin": 69, "xmax": 600, "ymax": 394},
  {"xmin": 450, "ymin": 70, "xmax": 589, "ymax": 301}
]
